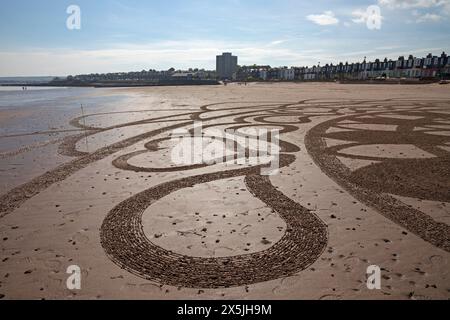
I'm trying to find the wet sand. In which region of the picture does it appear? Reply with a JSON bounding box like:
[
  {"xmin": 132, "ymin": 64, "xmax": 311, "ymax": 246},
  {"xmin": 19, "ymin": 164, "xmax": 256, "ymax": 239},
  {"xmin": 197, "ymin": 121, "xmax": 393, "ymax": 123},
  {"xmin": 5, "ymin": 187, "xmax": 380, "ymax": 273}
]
[{"xmin": 0, "ymin": 82, "xmax": 449, "ymax": 299}]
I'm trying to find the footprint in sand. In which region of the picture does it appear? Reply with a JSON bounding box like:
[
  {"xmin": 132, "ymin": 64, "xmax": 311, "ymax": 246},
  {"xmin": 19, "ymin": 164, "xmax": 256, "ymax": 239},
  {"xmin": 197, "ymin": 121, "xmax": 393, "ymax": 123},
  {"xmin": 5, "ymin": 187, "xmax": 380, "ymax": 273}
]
[
  {"xmin": 139, "ymin": 283, "xmax": 161, "ymax": 293},
  {"xmin": 45, "ymin": 260, "xmax": 63, "ymax": 271},
  {"xmin": 121, "ymin": 283, "xmax": 137, "ymax": 290},
  {"xmin": 48, "ymin": 277, "xmax": 63, "ymax": 286},
  {"xmin": 429, "ymin": 255, "xmax": 443, "ymax": 266},
  {"xmin": 72, "ymin": 232, "xmax": 90, "ymax": 244}
]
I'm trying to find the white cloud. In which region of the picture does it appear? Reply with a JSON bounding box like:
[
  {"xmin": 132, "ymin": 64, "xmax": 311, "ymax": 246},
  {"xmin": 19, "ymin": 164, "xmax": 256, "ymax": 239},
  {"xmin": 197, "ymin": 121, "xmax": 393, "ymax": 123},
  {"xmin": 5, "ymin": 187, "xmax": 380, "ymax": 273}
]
[
  {"xmin": 1, "ymin": 40, "xmax": 447, "ymax": 77},
  {"xmin": 269, "ymin": 40, "xmax": 288, "ymax": 46},
  {"xmin": 351, "ymin": 8, "xmax": 385, "ymax": 26},
  {"xmin": 378, "ymin": 0, "xmax": 449, "ymax": 8},
  {"xmin": 306, "ymin": 11, "xmax": 339, "ymax": 26},
  {"xmin": 416, "ymin": 12, "xmax": 443, "ymax": 21},
  {"xmin": 0, "ymin": 40, "xmax": 334, "ymax": 76},
  {"xmin": 378, "ymin": 0, "xmax": 450, "ymax": 20},
  {"xmin": 379, "ymin": 0, "xmax": 450, "ymax": 15}
]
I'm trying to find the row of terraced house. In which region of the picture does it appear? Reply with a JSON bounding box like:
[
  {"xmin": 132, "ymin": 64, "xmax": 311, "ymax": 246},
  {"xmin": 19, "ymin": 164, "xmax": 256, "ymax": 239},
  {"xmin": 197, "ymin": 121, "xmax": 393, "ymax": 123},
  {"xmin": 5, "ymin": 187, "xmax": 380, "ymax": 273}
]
[{"xmin": 236, "ymin": 52, "xmax": 450, "ymax": 82}]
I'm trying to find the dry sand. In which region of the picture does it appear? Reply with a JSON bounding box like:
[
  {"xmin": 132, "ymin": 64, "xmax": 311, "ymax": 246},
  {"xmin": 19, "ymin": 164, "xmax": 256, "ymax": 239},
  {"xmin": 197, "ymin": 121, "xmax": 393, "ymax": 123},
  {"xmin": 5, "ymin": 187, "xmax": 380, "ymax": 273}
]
[{"xmin": 0, "ymin": 82, "xmax": 449, "ymax": 299}]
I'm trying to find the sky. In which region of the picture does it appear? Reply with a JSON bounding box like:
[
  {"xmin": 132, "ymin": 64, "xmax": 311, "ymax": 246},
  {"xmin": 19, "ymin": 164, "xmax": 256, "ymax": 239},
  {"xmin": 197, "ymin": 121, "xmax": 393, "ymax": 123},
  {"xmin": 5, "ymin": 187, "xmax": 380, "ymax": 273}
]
[{"xmin": 0, "ymin": 0, "xmax": 449, "ymax": 76}]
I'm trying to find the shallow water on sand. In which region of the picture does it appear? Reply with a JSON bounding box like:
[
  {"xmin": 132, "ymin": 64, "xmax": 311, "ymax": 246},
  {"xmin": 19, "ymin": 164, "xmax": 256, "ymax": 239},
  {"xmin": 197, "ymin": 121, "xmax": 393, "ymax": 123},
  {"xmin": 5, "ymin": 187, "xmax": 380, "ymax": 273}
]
[{"xmin": 0, "ymin": 87, "xmax": 132, "ymax": 193}]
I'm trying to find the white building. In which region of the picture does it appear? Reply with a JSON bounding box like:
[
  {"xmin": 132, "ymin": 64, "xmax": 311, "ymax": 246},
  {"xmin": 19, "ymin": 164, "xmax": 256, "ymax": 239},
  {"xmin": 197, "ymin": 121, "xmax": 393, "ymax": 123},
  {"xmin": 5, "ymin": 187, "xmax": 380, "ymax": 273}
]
[
  {"xmin": 280, "ymin": 68, "xmax": 295, "ymax": 80},
  {"xmin": 259, "ymin": 69, "xmax": 268, "ymax": 80}
]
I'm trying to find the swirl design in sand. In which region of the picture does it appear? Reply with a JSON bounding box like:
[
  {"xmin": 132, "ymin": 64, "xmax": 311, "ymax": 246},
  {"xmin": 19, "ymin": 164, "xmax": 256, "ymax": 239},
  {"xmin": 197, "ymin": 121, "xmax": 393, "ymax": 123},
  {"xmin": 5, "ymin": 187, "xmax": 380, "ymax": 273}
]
[{"xmin": 1, "ymin": 98, "xmax": 449, "ymax": 289}]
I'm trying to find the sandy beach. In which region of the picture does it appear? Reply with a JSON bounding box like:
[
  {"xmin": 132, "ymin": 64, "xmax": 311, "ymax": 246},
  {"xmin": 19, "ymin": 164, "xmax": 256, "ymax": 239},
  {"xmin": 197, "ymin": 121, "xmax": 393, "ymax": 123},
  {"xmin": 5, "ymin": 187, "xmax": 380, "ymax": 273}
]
[{"xmin": 0, "ymin": 82, "xmax": 449, "ymax": 300}]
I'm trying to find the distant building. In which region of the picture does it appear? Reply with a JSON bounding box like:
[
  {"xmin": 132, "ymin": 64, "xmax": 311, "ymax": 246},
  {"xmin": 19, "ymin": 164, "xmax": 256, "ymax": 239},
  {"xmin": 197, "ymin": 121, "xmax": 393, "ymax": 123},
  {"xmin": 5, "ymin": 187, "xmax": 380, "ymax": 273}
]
[
  {"xmin": 67, "ymin": 51, "xmax": 447, "ymax": 85},
  {"xmin": 259, "ymin": 69, "xmax": 268, "ymax": 80},
  {"xmin": 279, "ymin": 67, "xmax": 295, "ymax": 80},
  {"xmin": 216, "ymin": 52, "xmax": 238, "ymax": 80},
  {"xmin": 171, "ymin": 72, "xmax": 193, "ymax": 80}
]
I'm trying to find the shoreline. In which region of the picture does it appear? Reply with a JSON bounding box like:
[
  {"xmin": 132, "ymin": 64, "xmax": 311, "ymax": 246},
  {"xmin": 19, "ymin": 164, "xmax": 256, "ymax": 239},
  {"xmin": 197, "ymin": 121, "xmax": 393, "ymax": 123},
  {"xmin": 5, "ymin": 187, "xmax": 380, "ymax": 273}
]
[
  {"xmin": 1, "ymin": 79, "xmax": 445, "ymax": 88},
  {"xmin": 0, "ymin": 79, "xmax": 220, "ymax": 88}
]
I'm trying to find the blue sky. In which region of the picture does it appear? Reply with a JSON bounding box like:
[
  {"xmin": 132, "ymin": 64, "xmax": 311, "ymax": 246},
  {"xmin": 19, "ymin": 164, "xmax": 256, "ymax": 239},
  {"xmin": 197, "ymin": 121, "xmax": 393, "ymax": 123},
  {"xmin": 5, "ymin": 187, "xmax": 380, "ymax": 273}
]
[{"xmin": 0, "ymin": 0, "xmax": 449, "ymax": 76}]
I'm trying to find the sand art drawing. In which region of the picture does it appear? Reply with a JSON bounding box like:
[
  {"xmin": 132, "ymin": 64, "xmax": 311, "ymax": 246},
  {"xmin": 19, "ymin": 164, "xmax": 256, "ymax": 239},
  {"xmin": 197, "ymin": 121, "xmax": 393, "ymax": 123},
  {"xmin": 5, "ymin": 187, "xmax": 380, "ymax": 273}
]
[{"xmin": 0, "ymin": 98, "xmax": 449, "ymax": 290}]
